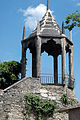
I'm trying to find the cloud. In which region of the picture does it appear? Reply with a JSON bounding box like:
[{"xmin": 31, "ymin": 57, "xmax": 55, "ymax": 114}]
[
  {"xmin": 77, "ymin": 2, "xmax": 80, "ymax": 6},
  {"xmin": 71, "ymin": 0, "xmax": 80, "ymax": 6},
  {"xmin": 19, "ymin": 4, "xmax": 47, "ymax": 30}
]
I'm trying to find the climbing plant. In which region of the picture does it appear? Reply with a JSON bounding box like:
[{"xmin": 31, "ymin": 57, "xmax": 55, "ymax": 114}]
[{"xmin": 24, "ymin": 94, "xmax": 58, "ymax": 120}]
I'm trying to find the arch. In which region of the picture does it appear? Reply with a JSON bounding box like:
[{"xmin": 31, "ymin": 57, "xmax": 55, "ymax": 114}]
[
  {"xmin": 41, "ymin": 39, "xmax": 61, "ymax": 56},
  {"xmin": 26, "ymin": 48, "xmax": 32, "ymax": 77},
  {"xmin": 58, "ymin": 55, "xmax": 62, "ymax": 84},
  {"xmin": 41, "ymin": 51, "xmax": 54, "ymax": 84}
]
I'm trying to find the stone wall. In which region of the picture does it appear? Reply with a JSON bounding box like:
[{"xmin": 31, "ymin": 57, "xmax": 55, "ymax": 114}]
[{"xmin": 0, "ymin": 77, "xmax": 79, "ymax": 120}]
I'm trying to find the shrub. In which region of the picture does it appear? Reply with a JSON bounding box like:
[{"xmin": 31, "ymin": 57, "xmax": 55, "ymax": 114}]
[{"xmin": 24, "ymin": 94, "xmax": 57, "ymax": 120}]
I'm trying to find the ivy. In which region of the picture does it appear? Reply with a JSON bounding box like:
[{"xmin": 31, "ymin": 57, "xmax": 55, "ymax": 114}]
[
  {"xmin": 24, "ymin": 94, "xmax": 57, "ymax": 120},
  {"xmin": 61, "ymin": 94, "xmax": 68, "ymax": 105}
]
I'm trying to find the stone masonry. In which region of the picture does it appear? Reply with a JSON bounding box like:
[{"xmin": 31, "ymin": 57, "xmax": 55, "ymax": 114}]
[{"xmin": 0, "ymin": 77, "xmax": 79, "ymax": 120}]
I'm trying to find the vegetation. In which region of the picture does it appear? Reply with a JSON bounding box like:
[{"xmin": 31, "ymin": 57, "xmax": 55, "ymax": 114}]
[
  {"xmin": 65, "ymin": 10, "xmax": 80, "ymax": 31},
  {"xmin": 5, "ymin": 114, "xmax": 9, "ymax": 119},
  {"xmin": 61, "ymin": 94, "xmax": 68, "ymax": 105},
  {"xmin": 24, "ymin": 94, "xmax": 57, "ymax": 120},
  {"xmin": 0, "ymin": 61, "xmax": 21, "ymax": 89}
]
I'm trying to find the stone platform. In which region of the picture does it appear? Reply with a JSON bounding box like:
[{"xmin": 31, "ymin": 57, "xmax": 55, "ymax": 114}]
[{"xmin": 0, "ymin": 77, "xmax": 79, "ymax": 120}]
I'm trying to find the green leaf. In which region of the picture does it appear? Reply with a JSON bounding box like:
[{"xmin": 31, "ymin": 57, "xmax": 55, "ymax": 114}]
[
  {"xmin": 64, "ymin": 10, "xmax": 80, "ymax": 31},
  {"xmin": 0, "ymin": 61, "xmax": 21, "ymax": 89},
  {"xmin": 24, "ymin": 94, "xmax": 58, "ymax": 119}
]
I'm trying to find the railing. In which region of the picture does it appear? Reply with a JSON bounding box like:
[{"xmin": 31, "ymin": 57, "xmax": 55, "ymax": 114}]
[
  {"xmin": 40, "ymin": 73, "xmax": 75, "ymax": 86},
  {"xmin": 40, "ymin": 74, "xmax": 62, "ymax": 85},
  {"xmin": 41, "ymin": 75, "xmax": 54, "ymax": 84}
]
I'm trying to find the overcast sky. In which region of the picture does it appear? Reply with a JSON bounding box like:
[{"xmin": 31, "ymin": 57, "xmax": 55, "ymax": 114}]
[{"xmin": 0, "ymin": 0, "xmax": 80, "ymax": 101}]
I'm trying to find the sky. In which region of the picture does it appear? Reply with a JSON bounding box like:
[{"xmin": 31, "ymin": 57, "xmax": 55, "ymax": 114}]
[{"xmin": 0, "ymin": 0, "xmax": 80, "ymax": 101}]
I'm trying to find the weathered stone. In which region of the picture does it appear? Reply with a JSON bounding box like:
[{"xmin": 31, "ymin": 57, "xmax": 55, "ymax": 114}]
[
  {"xmin": 40, "ymin": 89, "xmax": 48, "ymax": 93},
  {"xmin": 0, "ymin": 77, "xmax": 79, "ymax": 120},
  {"xmin": 48, "ymin": 96, "xmax": 56, "ymax": 100},
  {"xmin": 41, "ymin": 93, "xmax": 48, "ymax": 98}
]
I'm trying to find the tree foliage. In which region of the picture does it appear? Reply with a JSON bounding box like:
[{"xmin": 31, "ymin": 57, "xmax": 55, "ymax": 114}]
[
  {"xmin": 65, "ymin": 10, "xmax": 80, "ymax": 31},
  {"xmin": 0, "ymin": 61, "xmax": 21, "ymax": 89}
]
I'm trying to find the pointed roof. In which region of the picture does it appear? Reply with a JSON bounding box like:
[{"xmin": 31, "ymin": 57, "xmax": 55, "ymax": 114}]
[
  {"xmin": 27, "ymin": 10, "xmax": 61, "ymax": 39},
  {"xmin": 23, "ymin": 25, "xmax": 25, "ymax": 40},
  {"xmin": 22, "ymin": 5, "xmax": 73, "ymax": 46},
  {"xmin": 47, "ymin": 0, "xmax": 49, "ymax": 10},
  {"xmin": 39, "ymin": 10, "xmax": 61, "ymax": 37}
]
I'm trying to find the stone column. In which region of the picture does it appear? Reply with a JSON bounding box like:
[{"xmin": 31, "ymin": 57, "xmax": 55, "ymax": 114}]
[
  {"xmin": 32, "ymin": 50, "xmax": 36, "ymax": 77},
  {"xmin": 35, "ymin": 36, "xmax": 41, "ymax": 78},
  {"xmin": 54, "ymin": 56, "xmax": 58, "ymax": 84},
  {"xmin": 68, "ymin": 47, "xmax": 74, "ymax": 89},
  {"xmin": 61, "ymin": 39, "xmax": 67, "ymax": 85},
  {"xmin": 21, "ymin": 43, "xmax": 26, "ymax": 78},
  {"xmin": 68, "ymin": 30, "xmax": 74, "ymax": 89}
]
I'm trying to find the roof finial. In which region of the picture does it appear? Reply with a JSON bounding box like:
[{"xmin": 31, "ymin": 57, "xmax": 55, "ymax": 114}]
[
  {"xmin": 62, "ymin": 21, "xmax": 65, "ymax": 34},
  {"xmin": 70, "ymin": 30, "xmax": 72, "ymax": 41},
  {"xmin": 47, "ymin": 0, "xmax": 49, "ymax": 10},
  {"xmin": 23, "ymin": 25, "xmax": 25, "ymax": 40}
]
